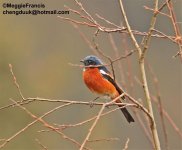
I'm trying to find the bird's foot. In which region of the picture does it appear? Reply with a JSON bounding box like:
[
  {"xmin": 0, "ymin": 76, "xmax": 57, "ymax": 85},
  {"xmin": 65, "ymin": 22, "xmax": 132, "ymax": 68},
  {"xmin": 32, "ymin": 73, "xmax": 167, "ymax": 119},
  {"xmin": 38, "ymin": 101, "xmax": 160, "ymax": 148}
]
[{"xmin": 89, "ymin": 97, "xmax": 99, "ymax": 108}]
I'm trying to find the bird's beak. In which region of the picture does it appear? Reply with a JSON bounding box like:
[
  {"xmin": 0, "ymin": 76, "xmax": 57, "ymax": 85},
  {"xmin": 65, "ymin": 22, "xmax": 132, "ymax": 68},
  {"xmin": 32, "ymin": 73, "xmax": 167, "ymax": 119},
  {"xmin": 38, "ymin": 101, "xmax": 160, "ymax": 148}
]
[{"xmin": 80, "ymin": 59, "xmax": 84, "ymax": 63}]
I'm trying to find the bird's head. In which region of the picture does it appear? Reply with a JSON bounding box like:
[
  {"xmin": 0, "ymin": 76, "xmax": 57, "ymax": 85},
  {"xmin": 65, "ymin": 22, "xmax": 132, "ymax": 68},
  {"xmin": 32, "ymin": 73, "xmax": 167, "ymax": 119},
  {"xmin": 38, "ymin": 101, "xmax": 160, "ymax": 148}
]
[{"xmin": 80, "ymin": 55, "xmax": 103, "ymax": 67}]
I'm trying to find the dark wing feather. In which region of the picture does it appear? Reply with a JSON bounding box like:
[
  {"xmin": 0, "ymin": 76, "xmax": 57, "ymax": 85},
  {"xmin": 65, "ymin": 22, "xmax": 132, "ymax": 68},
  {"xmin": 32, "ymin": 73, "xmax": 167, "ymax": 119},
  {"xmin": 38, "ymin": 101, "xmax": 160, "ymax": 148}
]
[
  {"xmin": 100, "ymin": 69, "xmax": 135, "ymax": 123},
  {"xmin": 100, "ymin": 72, "xmax": 123, "ymax": 95}
]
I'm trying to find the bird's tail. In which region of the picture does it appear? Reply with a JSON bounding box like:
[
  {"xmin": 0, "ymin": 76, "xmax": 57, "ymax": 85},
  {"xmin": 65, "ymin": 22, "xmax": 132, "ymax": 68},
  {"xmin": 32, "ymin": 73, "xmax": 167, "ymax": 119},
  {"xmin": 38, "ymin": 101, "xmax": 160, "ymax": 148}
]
[
  {"xmin": 115, "ymin": 99, "xmax": 135, "ymax": 123},
  {"xmin": 120, "ymin": 107, "xmax": 135, "ymax": 123}
]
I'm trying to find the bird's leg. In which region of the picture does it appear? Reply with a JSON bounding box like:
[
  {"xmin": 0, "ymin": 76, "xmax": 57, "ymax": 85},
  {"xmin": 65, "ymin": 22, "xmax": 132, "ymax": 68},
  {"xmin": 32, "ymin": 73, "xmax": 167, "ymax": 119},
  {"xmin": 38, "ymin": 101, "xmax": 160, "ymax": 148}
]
[{"xmin": 89, "ymin": 97, "xmax": 100, "ymax": 108}]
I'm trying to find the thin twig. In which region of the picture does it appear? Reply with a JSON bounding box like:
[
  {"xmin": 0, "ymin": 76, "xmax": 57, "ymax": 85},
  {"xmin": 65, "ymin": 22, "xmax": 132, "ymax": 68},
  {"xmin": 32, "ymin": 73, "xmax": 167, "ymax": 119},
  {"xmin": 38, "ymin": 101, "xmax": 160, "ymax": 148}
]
[
  {"xmin": 144, "ymin": 0, "xmax": 172, "ymax": 18},
  {"xmin": 35, "ymin": 138, "xmax": 48, "ymax": 150},
  {"xmin": 95, "ymin": 13, "xmax": 122, "ymax": 28},
  {"xmin": 166, "ymin": 1, "xmax": 182, "ymax": 61},
  {"xmin": 9, "ymin": 64, "xmax": 25, "ymax": 100},
  {"xmin": 88, "ymin": 137, "xmax": 120, "ymax": 143},
  {"xmin": 109, "ymin": 34, "xmax": 126, "ymax": 89},
  {"xmin": 71, "ymin": 23, "xmax": 99, "ymax": 55},
  {"xmin": 122, "ymin": 138, "xmax": 130, "ymax": 150}
]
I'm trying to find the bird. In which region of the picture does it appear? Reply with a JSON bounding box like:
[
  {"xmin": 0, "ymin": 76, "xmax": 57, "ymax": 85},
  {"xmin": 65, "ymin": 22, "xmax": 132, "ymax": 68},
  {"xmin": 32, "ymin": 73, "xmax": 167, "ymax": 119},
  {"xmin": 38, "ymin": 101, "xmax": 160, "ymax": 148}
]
[{"xmin": 80, "ymin": 55, "xmax": 134, "ymax": 123}]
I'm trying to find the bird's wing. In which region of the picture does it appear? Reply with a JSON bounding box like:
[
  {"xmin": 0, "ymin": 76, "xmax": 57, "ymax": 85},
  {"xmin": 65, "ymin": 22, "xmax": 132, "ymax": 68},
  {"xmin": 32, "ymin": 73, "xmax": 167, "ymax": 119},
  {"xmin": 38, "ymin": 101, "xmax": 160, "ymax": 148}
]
[
  {"xmin": 99, "ymin": 68, "xmax": 123, "ymax": 95},
  {"xmin": 99, "ymin": 68, "xmax": 134, "ymax": 123}
]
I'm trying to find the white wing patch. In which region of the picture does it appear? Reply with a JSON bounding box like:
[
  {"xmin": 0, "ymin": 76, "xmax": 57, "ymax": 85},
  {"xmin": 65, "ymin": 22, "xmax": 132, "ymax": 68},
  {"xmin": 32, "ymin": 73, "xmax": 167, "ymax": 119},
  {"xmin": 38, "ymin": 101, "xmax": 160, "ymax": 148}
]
[{"xmin": 99, "ymin": 69, "xmax": 107, "ymax": 75}]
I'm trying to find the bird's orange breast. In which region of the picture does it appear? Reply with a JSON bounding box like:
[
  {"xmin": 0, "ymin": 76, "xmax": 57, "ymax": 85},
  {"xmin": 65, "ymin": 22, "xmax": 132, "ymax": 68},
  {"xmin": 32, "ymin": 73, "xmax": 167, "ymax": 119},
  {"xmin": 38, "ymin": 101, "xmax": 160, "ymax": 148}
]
[{"xmin": 83, "ymin": 68, "xmax": 118, "ymax": 98}]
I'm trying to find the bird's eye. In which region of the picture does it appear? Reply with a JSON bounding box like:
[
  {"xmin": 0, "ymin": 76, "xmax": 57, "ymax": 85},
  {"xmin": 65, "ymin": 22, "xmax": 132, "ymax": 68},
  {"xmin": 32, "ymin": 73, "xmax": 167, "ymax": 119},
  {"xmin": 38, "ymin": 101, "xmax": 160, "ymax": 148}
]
[{"xmin": 88, "ymin": 60, "xmax": 92, "ymax": 64}]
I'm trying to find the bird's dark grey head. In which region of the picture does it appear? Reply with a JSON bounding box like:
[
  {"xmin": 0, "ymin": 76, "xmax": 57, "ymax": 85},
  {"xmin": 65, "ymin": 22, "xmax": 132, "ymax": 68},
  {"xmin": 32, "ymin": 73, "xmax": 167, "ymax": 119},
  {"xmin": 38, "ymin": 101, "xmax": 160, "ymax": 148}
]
[
  {"xmin": 80, "ymin": 55, "xmax": 103, "ymax": 66},
  {"xmin": 80, "ymin": 55, "xmax": 109, "ymax": 73}
]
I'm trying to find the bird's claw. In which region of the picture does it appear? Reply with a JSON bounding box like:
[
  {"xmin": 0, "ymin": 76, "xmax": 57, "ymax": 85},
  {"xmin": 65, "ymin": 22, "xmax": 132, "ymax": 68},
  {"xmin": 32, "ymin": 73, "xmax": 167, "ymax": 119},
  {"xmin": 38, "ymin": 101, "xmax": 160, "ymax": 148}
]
[
  {"xmin": 106, "ymin": 105, "xmax": 110, "ymax": 109},
  {"xmin": 89, "ymin": 97, "xmax": 99, "ymax": 108},
  {"xmin": 89, "ymin": 100, "xmax": 94, "ymax": 108}
]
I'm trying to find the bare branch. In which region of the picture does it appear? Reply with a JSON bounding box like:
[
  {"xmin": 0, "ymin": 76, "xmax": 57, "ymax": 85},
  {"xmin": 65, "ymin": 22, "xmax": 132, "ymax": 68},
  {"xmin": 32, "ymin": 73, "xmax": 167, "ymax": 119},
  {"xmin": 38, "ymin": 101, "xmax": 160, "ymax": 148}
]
[
  {"xmin": 118, "ymin": 0, "xmax": 161, "ymax": 149},
  {"xmin": 122, "ymin": 138, "xmax": 130, "ymax": 150},
  {"xmin": 9, "ymin": 64, "xmax": 25, "ymax": 100},
  {"xmin": 35, "ymin": 138, "xmax": 48, "ymax": 150}
]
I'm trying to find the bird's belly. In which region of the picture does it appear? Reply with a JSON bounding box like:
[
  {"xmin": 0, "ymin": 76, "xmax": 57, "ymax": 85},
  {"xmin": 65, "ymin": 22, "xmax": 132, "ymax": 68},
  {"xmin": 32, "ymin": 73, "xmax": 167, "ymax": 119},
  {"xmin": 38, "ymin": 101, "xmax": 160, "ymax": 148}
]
[{"xmin": 83, "ymin": 68, "xmax": 118, "ymax": 97}]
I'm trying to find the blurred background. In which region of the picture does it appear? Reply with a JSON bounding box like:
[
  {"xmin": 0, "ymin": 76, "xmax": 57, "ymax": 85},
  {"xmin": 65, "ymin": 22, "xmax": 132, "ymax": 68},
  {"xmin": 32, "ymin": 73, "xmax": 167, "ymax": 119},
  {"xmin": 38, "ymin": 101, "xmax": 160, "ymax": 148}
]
[{"xmin": 0, "ymin": 0, "xmax": 181, "ymax": 149}]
